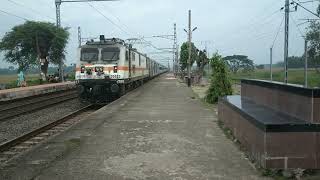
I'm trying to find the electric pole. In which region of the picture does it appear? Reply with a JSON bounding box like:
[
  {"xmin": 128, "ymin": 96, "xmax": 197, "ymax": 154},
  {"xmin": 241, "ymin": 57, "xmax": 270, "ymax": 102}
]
[
  {"xmin": 284, "ymin": 0, "xmax": 290, "ymax": 83},
  {"xmin": 304, "ymin": 39, "xmax": 308, "ymax": 87},
  {"xmin": 78, "ymin": 26, "xmax": 81, "ymax": 48},
  {"xmin": 187, "ymin": 10, "xmax": 192, "ymax": 87},
  {"xmin": 176, "ymin": 44, "xmax": 179, "ymax": 75},
  {"xmin": 173, "ymin": 23, "xmax": 177, "ymax": 75},
  {"xmin": 270, "ymin": 47, "xmax": 273, "ymax": 81},
  {"xmin": 55, "ymin": 0, "xmax": 63, "ymax": 82}
]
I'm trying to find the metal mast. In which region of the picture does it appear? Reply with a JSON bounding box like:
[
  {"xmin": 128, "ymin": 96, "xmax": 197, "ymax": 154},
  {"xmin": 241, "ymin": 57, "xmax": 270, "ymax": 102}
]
[
  {"xmin": 78, "ymin": 26, "xmax": 82, "ymax": 47},
  {"xmin": 173, "ymin": 23, "xmax": 177, "ymax": 75},
  {"xmin": 55, "ymin": 0, "xmax": 63, "ymax": 82},
  {"xmin": 270, "ymin": 47, "xmax": 273, "ymax": 81},
  {"xmin": 284, "ymin": 0, "xmax": 290, "ymax": 83},
  {"xmin": 187, "ymin": 10, "xmax": 192, "ymax": 87},
  {"xmin": 304, "ymin": 39, "xmax": 308, "ymax": 87}
]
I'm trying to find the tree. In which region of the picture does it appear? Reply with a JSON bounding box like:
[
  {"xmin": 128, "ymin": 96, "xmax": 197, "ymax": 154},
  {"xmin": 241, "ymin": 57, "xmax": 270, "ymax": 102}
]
[
  {"xmin": 179, "ymin": 42, "xmax": 198, "ymax": 72},
  {"xmin": 223, "ymin": 55, "xmax": 254, "ymax": 73},
  {"xmin": 0, "ymin": 21, "xmax": 69, "ymax": 80},
  {"xmin": 206, "ymin": 52, "xmax": 232, "ymax": 104},
  {"xmin": 195, "ymin": 49, "xmax": 209, "ymax": 83},
  {"xmin": 306, "ymin": 16, "xmax": 320, "ymax": 73}
]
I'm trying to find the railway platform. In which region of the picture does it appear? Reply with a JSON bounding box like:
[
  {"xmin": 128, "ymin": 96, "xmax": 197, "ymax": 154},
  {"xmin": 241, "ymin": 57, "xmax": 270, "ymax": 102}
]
[
  {"xmin": 0, "ymin": 74, "xmax": 269, "ymax": 180},
  {"xmin": 0, "ymin": 82, "xmax": 75, "ymax": 101}
]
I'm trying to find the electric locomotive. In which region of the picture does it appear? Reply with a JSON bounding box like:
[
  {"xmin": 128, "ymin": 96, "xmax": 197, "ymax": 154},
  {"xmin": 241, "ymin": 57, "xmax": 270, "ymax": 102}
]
[{"xmin": 75, "ymin": 36, "xmax": 167, "ymax": 103}]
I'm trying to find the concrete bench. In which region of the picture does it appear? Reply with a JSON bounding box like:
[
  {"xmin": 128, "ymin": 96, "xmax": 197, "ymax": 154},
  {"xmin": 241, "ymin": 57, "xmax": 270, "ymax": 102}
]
[{"xmin": 218, "ymin": 79, "xmax": 320, "ymax": 169}]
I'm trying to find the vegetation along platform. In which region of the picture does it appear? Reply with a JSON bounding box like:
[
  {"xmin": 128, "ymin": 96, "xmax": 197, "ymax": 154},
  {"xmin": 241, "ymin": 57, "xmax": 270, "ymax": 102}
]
[{"xmin": 0, "ymin": 74, "xmax": 270, "ymax": 180}]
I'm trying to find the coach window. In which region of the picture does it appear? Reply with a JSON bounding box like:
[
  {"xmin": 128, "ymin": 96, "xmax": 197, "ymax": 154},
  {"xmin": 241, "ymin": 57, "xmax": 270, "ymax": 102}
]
[
  {"xmin": 132, "ymin": 52, "xmax": 135, "ymax": 61},
  {"xmin": 139, "ymin": 54, "xmax": 141, "ymax": 66},
  {"xmin": 133, "ymin": 65, "xmax": 136, "ymax": 74},
  {"xmin": 126, "ymin": 50, "xmax": 129, "ymax": 61}
]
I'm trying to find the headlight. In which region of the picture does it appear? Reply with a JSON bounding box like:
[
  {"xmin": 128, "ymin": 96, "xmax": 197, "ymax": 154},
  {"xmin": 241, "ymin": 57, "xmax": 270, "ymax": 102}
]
[{"xmin": 80, "ymin": 66, "xmax": 85, "ymax": 73}]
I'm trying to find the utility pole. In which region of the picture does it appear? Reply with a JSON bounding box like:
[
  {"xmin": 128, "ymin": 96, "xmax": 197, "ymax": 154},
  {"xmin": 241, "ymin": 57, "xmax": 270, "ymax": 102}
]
[
  {"xmin": 55, "ymin": 0, "xmax": 63, "ymax": 82},
  {"xmin": 304, "ymin": 39, "xmax": 308, "ymax": 87},
  {"xmin": 284, "ymin": 0, "xmax": 290, "ymax": 83},
  {"xmin": 176, "ymin": 44, "xmax": 179, "ymax": 75},
  {"xmin": 173, "ymin": 23, "xmax": 177, "ymax": 75},
  {"xmin": 270, "ymin": 47, "xmax": 273, "ymax": 81},
  {"xmin": 187, "ymin": 10, "xmax": 192, "ymax": 87},
  {"xmin": 78, "ymin": 26, "xmax": 81, "ymax": 48}
]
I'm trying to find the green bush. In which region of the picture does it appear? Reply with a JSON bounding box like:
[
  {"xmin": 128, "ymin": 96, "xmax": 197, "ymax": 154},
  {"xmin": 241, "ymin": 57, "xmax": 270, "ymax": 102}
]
[{"xmin": 206, "ymin": 53, "xmax": 233, "ymax": 104}]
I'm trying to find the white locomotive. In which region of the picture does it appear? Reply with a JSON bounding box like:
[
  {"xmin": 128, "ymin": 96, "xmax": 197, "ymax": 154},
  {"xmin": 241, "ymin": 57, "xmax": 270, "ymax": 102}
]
[{"xmin": 75, "ymin": 36, "xmax": 167, "ymax": 103}]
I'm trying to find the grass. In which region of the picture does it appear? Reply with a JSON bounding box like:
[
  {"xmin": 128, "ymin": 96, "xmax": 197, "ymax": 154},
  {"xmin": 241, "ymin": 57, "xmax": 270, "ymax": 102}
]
[
  {"xmin": 0, "ymin": 74, "xmax": 46, "ymax": 89},
  {"xmin": 231, "ymin": 68, "xmax": 320, "ymax": 88},
  {"xmin": 0, "ymin": 74, "xmax": 39, "ymax": 84},
  {"xmin": 0, "ymin": 72, "xmax": 75, "ymax": 89}
]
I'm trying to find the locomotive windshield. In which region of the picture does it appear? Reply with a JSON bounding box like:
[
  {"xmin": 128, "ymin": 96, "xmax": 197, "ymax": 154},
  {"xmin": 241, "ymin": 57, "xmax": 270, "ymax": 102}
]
[
  {"xmin": 81, "ymin": 48, "xmax": 99, "ymax": 61},
  {"xmin": 101, "ymin": 47, "xmax": 120, "ymax": 61}
]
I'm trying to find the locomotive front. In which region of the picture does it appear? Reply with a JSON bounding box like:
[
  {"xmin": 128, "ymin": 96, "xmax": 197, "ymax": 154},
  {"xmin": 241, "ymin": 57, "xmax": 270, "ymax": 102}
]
[{"xmin": 75, "ymin": 38, "xmax": 126, "ymax": 103}]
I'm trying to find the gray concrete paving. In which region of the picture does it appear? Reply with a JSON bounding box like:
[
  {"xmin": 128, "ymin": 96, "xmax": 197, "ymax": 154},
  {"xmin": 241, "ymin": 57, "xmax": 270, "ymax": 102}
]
[{"xmin": 0, "ymin": 74, "xmax": 269, "ymax": 180}]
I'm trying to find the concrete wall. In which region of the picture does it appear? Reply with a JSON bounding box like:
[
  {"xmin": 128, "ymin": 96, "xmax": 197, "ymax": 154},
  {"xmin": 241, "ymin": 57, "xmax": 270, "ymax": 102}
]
[
  {"xmin": 218, "ymin": 100, "xmax": 320, "ymax": 169},
  {"xmin": 241, "ymin": 81, "xmax": 319, "ymax": 123}
]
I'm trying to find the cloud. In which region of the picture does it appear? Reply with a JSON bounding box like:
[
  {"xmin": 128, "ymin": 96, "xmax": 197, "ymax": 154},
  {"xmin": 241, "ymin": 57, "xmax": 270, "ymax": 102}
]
[{"xmin": 0, "ymin": 0, "xmax": 318, "ymax": 69}]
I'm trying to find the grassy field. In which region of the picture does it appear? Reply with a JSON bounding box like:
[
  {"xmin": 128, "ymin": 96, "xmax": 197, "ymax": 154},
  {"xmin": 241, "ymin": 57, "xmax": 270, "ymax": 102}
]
[
  {"xmin": 230, "ymin": 68, "xmax": 320, "ymax": 88},
  {"xmin": 0, "ymin": 74, "xmax": 41, "ymax": 88}
]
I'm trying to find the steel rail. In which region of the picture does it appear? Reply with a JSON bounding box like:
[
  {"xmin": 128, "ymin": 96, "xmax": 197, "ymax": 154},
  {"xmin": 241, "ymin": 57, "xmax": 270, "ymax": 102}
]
[
  {"xmin": 0, "ymin": 105, "xmax": 94, "ymax": 153},
  {"xmin": 0, "ymin": 91, "xmax": 78, "ymax": 121}
]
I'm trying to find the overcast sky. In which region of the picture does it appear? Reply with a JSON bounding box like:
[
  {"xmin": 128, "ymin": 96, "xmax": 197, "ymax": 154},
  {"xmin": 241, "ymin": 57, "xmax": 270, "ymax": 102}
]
[{"xmin": 0, "ymin": 0, "xmax": 319, "ymax": 68}]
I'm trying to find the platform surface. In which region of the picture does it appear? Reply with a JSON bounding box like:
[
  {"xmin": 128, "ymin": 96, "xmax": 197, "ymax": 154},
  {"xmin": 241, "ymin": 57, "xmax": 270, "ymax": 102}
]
[
  {"xmin": 0, "ymin": 74, "xmax": 269, "ymax": 180},
  {"xmin": 0, "ymin": 82, "xmax": 75, "ymax": 101}
]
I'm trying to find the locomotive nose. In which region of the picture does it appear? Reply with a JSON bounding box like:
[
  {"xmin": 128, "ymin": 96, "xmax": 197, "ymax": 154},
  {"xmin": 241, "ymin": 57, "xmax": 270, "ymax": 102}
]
[{"xmin": 93, "ymin": 85, "xmax": 104, "ymax": 96}]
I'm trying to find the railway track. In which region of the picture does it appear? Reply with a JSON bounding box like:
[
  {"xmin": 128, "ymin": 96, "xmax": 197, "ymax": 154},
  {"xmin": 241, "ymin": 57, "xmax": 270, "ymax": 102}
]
[
  {"xmin": 0, "ymin": 104, "xmax": 102, "ymax": 165},
  {"xmin": 0, "ymin": 90, "xmax": 78, "ymax": 121}
]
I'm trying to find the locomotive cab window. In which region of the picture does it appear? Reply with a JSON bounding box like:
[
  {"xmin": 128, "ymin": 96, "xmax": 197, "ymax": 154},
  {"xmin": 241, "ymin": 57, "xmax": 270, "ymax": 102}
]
[
  {"xmin": 81, "ymin": 48, "xmax": 99, "ymax": 61},
  {"xmin": 101, "ymin": 47, "xmax": 120, "ymax": 61}
]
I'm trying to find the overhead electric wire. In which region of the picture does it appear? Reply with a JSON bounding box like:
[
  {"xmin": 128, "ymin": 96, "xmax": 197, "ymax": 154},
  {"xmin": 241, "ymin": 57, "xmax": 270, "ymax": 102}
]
[
  {"xmin": 99, "ymin": 3, "xmax": 137, "ymax": 36},
  {"xmin": 227, "ymin": 8, "xmax": 283, "ymax": 42},
  {"xmin": 0, "ymin": 9, "xmax": 28, "ymax": 21},
  {"xmin": 86, "ymin": 2, "xmax": 131, "ymax": 36},
  {"xmin": 290, "ymin": 13, "xmax": 306, "ymax": 37},
  {"xmin": 6, "ymin": 0, "xmax": 56, "ymax": 21},
  {"xmin": 272, "ymin": 14, "xmax": 285, "ymax": 47},
  {"xmin": 86, "ymin": 2, "xmax": 168, "ymax": 59},
  {"xmin": 0, "ymin": 8, "xmax": 70, "ymax": 49},
  {"xmin": 292, "ymin": 0, "xmax": 320, "ymax": 18}
]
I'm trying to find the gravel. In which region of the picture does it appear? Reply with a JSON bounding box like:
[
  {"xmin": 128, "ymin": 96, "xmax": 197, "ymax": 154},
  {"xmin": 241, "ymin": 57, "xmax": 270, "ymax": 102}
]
[{"xmin": 0, "ymin": 98, "xmax": 90, "ymax": 144}]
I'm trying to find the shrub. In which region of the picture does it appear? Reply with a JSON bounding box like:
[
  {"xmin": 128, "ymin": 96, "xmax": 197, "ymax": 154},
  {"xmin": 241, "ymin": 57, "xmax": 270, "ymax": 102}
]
[{"xmin": 206, "ymin": 53, "xmax": 233, "ymax": 104}]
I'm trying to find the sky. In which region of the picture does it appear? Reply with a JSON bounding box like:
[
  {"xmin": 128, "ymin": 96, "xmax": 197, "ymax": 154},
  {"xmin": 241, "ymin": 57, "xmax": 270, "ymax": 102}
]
[{"xmin": 0, "ymin": 0, "xmax": 319, "ymax": 68}]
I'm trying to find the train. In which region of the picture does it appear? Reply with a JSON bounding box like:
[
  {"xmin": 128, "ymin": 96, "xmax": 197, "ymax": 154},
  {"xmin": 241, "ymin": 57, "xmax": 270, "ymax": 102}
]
[{"xmin": 75, "ymin": 36, "xmax": 168, "ymax": 103}]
